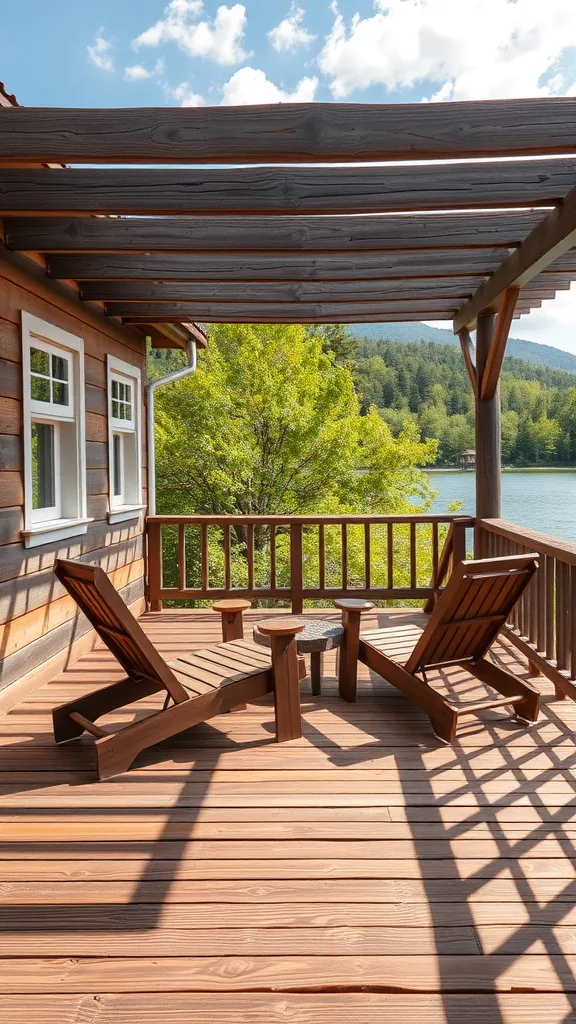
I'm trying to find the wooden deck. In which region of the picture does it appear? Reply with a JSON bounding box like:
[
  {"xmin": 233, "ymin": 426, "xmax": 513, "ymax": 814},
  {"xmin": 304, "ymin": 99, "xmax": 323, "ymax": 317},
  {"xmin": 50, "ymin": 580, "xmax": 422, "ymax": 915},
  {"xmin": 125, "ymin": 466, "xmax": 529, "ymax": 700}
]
[{"xmin": 2, "ymin": 606, "xmax": 576, "ymax": 1022}]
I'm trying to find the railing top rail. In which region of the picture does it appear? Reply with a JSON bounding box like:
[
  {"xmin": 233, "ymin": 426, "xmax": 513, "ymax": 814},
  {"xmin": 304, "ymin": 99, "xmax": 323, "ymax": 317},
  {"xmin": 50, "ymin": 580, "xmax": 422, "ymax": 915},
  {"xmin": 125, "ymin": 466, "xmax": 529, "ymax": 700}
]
[
  {"xmin": 480, "ymin": 518, "xmax": 576, "ymax": 565},
  {"xmin": 147, "ymin": 514, "xmax": 475, "ymax": 526}
]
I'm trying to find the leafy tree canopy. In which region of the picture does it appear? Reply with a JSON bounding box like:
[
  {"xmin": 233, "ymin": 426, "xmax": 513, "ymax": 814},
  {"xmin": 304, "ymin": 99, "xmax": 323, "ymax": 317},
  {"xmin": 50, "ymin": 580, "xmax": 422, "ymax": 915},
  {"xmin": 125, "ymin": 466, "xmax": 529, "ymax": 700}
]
[{"xmin": 155, "ymin": 324, "xmax": 437, "ymax": 517}]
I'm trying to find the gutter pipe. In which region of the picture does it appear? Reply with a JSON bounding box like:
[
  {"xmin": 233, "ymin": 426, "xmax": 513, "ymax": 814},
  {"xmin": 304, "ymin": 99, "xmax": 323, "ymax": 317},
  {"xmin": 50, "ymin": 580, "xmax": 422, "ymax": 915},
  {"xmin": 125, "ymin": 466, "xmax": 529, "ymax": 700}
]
[{"xmin": 146, "ymin": 339, "xmax": 197, "ymax": 515}]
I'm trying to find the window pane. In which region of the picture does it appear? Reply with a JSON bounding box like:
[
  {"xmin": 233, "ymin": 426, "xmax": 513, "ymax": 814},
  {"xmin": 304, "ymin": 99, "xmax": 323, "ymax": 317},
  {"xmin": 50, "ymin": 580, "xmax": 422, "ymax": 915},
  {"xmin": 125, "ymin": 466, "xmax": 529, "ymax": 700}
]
[
  {"xmin": 124, "ymin": 383, "xmax": 132, "ymax": 404},
  {"xmin": 113, "ymin": 433, "xmax": 122, "ymax": 497},
  {"xmin": 112, "ymin": 400, "xmax": 119, "ymax": 418},
  {"xmin": 112, "ymin": 380, "xmax": 119, "ymax": 399},
  {"xmin": 51, "ymin": 354, "xmax": 68, "ymax": 381},
  {"xmin": 31, "ymin": 422, "xmax": 55, "ymax": 510},
  {"xmin": 52, "ymin": 381, "xmax": 69, "ymax": 406},
  {"xmin": 31, "ymin": 376, "xmax": 51, "ymax": 402},
  {"xmin": 30, "ymin": 348, "xmax": 49, "ymax": 374}
]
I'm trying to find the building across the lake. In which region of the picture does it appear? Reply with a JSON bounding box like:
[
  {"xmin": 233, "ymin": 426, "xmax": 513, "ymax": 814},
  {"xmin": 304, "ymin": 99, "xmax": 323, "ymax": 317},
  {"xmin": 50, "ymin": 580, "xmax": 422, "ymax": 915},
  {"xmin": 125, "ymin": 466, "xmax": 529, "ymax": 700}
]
[{"xmin": 460, "ymin": 449, "xmax": 476, "ymax": 470}]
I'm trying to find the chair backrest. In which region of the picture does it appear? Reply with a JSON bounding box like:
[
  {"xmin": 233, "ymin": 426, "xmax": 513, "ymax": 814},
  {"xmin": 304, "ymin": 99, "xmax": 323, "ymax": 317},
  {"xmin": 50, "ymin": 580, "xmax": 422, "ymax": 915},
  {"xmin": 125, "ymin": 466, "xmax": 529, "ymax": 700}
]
[
  {"xmin": 54, "ymin": 558, "xmax": 188, "ymax": 702},
  {"xmin": 405, "ymin": 553, "xmax": 538, "ymax": 675}
]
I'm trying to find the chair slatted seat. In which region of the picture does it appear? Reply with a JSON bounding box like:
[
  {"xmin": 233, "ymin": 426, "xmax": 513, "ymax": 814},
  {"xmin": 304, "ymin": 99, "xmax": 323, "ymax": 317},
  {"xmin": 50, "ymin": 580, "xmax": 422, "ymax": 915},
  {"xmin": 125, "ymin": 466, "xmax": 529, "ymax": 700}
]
[
  {"xmin": 51, "ymin": 559, "xmax": 304, "ymax": 779},
  {"xmin": 336, "ymin": 554, "xmax": 541, "ymax": 744}
]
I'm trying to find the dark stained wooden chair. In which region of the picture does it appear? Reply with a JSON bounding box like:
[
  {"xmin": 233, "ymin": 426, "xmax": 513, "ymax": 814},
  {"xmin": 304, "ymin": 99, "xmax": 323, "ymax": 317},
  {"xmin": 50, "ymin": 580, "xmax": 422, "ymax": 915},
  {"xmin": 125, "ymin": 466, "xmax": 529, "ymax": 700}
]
[
  {"xmin": 336, "ymin": 553, "xmax": 541, "ymax": 744},
  {"xmin": 52, "ymin": 559, "xmax": 304, "ymax": 779}
]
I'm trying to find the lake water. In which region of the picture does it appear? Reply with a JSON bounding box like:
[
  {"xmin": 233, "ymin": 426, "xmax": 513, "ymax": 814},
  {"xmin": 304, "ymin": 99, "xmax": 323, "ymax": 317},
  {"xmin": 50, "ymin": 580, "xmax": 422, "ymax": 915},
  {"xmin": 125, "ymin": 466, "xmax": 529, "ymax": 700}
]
[{"xmin": 425, "ymin": 469, "xmax": 576, "ymax": 542}]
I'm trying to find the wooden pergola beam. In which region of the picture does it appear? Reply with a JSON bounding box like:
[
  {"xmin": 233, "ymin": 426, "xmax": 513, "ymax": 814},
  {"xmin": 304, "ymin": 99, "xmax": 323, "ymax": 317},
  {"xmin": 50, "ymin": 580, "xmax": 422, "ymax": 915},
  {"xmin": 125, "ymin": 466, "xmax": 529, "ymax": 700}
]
[
  {"xmin": 480, "ymin": 288, "xmax": 520, "ymax": 400},
  {"xmin": 4, "ymin": 211, "xmax": 544, "ymax": 254},
  {"xmin": 0, "ymin": 161, "xmax": 573, "ymax": 215},
  {"xmin": 4, "ymin": 100, "xmax": 576, "ymax": 164},
  {"xmin": 46, "ymin": 250, "xmax": 514, "ymax": 282},
  {"xmin": 81, "ymin": 278, "xmax": 485, "ymax": 304},
  {"xmin": 458, "ymin": 329, "xmax": 477, "ymax": 391},
  {"xmin": 454, "ymin": 183, "xmax": 576, "ymax": 332}
]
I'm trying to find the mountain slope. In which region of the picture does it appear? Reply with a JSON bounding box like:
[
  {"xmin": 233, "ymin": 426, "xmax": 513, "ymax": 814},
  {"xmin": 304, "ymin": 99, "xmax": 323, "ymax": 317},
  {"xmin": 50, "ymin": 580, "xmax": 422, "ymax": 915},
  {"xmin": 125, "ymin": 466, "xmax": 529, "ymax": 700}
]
[{"xmin": 347, "ymin": 322, "xmax": 576, "ymax": 374}]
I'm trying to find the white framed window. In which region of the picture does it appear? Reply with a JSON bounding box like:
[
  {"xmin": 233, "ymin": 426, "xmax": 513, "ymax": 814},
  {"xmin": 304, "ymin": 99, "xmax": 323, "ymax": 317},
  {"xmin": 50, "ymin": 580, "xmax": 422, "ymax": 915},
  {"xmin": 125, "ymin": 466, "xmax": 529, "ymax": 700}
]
[
  {"xmin": 107, "ymin": 355, "xmax": 144, "ymax": 524},
  {"xmin": 22, "ymin": 312, "xmax": 91, "ymax": 548}
]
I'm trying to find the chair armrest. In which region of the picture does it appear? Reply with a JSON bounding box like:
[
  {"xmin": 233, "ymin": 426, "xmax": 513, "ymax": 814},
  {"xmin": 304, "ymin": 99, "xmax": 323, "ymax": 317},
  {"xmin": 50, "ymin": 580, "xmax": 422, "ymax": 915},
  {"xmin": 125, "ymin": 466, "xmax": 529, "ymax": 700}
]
[{"xmin": 212, "ymin": 599, "xmax": 251, "ymax": 642}]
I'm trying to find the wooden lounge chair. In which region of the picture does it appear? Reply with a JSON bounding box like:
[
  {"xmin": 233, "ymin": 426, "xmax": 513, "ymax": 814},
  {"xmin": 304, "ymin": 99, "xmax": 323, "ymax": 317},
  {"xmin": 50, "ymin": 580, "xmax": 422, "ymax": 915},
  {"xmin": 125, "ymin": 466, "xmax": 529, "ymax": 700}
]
[
  {"xmin": 51, "ymin": 559, "xmax": 304, "ymax": 779},
  {"xmin": 336, "ymin": 553, "xmax": 541, "ymax": 743}
]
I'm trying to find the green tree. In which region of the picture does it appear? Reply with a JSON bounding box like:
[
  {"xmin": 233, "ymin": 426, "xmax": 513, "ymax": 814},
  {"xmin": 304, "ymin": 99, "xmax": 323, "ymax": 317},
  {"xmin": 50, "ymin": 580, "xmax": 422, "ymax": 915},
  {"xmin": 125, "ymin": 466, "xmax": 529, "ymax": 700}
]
[{"xmin": 155, "ymin": 324, "xmax": 436, "ymax": 517}]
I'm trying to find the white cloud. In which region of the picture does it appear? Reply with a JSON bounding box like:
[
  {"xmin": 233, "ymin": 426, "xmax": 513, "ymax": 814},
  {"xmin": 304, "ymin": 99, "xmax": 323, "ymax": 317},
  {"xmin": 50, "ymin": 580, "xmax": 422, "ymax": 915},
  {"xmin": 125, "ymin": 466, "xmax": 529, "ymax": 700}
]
[
  {"xmin": 171, "ymin": 81, "xmax": 206, "ymax": 106},
  {"xmin": 318, "ymin": 0, "xmax": 576, "ymax": 100},
  {"xmin": 87, "ymin": 29, "xmax": 114, "ymax": 72},
  {"xmin": 133, "ymin": 0, "xmax": 249, "ymax": 65},
  {"xmin": 124, "ymin": 64, "xmax": 151, "ymax": 81},
  {"xmin": 221, "ymin": 66, "xmax": 318, "ymax": 105},
  {"xmin": 268, "ymin": 6, "xmax": 316, "ymax": 52}
]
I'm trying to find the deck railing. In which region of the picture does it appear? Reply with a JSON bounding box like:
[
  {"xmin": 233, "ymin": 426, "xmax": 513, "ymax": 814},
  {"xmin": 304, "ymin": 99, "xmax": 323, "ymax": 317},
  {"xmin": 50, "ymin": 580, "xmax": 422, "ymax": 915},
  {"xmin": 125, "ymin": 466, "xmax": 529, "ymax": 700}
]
[
  {"xmin": 477, "ymin": 518, "xmax": 576, "ymax": 700},
  {"xmin": 146, "ymin": 514, "xmax": 473, "ymax": 613}
]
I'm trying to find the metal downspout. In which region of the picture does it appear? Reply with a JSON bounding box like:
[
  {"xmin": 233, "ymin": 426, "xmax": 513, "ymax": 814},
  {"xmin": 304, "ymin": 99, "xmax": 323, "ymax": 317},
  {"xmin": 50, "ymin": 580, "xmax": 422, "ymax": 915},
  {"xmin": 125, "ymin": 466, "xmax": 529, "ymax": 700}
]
[{"xmin": 146, "ymin": 339, "xmax": 197, "ymax": 515}]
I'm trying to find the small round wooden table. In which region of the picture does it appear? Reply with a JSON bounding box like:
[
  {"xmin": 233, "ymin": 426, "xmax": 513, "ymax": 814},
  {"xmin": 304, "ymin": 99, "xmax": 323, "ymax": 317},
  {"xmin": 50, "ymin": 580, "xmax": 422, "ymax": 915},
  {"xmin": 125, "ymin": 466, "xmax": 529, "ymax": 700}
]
[{"xmin": 253, "ymin": 619, "xmax": 344, "ymax": 696}]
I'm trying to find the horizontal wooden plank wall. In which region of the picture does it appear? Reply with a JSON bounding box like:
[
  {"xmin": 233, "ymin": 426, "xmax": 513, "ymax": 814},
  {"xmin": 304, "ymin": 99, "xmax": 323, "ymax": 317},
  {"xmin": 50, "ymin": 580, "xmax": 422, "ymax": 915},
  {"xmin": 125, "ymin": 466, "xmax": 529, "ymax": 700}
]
[{"xmin": 0, "ymin": 248, "xmax": 148, "ymax": 696}]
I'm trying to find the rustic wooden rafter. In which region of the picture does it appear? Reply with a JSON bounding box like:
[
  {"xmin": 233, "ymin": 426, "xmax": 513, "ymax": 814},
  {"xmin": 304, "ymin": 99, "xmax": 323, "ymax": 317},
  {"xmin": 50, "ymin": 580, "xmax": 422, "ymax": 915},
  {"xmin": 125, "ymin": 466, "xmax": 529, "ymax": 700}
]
[
  {"xmin": 0, "ymin": 161, "xmax": 573, "ymax": 215},
  {"xmin": 4, "ymin": 100, "xmax": 576, "ymax": 164},
  {"xmin": 3, "ymin": 211, "xmax": 545, "ymax": 255}
]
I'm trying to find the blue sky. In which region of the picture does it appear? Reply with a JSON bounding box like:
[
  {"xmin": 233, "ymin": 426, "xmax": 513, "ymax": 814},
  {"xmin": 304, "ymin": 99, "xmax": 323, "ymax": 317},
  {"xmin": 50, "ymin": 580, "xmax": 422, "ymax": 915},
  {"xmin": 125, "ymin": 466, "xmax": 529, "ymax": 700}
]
[{"xmin": 3, "ymin": 0, "xmax": 576, "ymax": 352}]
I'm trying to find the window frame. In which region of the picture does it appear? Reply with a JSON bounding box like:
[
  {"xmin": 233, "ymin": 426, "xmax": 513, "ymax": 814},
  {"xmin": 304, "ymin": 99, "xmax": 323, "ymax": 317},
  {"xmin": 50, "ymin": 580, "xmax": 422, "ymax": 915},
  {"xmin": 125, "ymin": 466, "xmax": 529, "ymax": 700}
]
[
  {"xmin": 22, "ymin": 312, "xmax": 90, "ymax": 549},
  {"xmin": 107, "ymin": 355, "xmax": 144, "ymax": 524}
]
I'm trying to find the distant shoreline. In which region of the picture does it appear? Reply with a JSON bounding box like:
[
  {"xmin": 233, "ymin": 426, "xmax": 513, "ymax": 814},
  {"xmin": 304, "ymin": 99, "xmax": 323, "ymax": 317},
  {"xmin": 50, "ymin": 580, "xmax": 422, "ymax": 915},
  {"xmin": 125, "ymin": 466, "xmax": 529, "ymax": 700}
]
[{"xmin": 427, "ymin": 466, "xmax": 576, "ymax": 473}]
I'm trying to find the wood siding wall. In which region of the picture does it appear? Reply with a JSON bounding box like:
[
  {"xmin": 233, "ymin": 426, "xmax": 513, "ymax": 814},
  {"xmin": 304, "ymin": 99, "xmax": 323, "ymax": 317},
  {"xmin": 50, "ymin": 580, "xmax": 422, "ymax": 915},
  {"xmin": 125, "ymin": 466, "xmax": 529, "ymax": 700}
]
[{"xmin": 0, "ymin": 248, "xmax": 148, "ymax": 697}]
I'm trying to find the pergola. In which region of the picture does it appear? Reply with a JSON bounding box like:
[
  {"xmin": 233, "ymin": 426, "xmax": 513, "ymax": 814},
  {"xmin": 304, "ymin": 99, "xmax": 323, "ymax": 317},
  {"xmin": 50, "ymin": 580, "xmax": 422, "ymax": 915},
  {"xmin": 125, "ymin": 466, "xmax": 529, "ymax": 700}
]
[{"xmin": 2, "ymin": 98, "xmax": 576, "ymax": 522}]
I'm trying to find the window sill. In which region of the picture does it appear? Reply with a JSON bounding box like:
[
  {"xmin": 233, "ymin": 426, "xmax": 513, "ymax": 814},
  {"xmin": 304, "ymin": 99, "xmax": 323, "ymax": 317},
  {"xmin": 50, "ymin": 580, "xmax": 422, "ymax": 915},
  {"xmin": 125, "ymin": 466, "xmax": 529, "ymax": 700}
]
[
  {"xmin": 108, "ymin": 504, "xmax": 147, "ymax": 525},
  {"xmin": 22, "ymin": 517, "xmax": 94, "ymax": 549}
]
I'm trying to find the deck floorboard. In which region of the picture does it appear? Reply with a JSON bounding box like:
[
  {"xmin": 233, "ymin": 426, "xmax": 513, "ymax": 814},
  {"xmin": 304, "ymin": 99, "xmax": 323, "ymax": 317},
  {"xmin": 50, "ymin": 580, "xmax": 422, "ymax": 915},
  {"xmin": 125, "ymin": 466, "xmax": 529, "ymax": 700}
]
[{"xmin": 2, "ymin": 607, "xmax": 576, "ymax": 1020}]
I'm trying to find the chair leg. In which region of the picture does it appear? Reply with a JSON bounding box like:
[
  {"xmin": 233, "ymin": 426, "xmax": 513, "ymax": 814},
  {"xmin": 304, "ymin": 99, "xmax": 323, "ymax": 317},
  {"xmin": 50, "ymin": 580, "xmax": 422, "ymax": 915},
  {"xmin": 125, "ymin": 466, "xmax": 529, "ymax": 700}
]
[
  {"xmin": 53, "ymin": 676, "xmax": 163, "ymax": 744},
  {"xmin": 430, "ymin": 709, "xmax": 458, "ymax": 745},
  {"xmin": 470, "ymin": 658, "xmax": 540, "ymax": 723}
]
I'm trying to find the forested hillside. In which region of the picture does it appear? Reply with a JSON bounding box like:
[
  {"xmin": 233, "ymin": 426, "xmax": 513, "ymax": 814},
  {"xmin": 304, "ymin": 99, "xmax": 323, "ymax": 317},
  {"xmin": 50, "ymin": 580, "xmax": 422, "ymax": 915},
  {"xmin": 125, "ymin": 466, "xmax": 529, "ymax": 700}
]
[{"xmin": 354, "ymin": 339, "xmax": 576, "ymax": 467}]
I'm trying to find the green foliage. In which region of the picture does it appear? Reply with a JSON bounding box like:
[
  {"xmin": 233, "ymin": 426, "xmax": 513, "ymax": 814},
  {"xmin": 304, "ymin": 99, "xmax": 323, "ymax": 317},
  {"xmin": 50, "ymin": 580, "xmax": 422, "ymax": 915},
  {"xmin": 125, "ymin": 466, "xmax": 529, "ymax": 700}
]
[
  {"xmin": 354, "ymin": 338, "xmax": 576, "ymax": 467},
  {"xmin": 155, "ymin": 323, "xmax": 437, "ymax": 517}
]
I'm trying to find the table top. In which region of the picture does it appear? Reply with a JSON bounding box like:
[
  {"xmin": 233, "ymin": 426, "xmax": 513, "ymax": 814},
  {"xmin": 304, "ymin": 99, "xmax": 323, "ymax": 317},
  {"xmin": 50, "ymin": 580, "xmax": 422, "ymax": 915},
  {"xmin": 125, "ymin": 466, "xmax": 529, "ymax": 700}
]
[{"xmin": 253, "ymin": 617, "xmax": 344, "ymax": 653}]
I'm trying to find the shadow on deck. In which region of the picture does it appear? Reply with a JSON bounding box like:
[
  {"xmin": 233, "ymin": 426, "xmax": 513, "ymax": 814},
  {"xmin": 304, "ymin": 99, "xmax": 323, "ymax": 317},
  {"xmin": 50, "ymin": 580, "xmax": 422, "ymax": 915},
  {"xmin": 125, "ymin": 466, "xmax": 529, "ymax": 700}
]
[{"xmin": 1, "ymin": 607, "xmax": 576, "ymax": 1021}]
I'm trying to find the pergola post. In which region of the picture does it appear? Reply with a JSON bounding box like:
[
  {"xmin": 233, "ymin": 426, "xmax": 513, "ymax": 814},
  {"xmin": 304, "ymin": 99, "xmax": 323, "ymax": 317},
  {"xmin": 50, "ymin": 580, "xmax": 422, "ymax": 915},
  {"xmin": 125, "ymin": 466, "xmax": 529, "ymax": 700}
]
[{"xmin": 474, "ymin": 311, "xmax": 501, "ymax": 553}]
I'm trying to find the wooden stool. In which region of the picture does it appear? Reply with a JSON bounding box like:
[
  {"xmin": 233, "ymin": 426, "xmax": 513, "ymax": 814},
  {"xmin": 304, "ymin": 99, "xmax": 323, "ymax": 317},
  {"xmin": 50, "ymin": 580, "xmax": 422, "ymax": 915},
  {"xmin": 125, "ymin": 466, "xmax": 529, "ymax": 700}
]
[
  {"xmin": 256, "ymin": 618, "xmax": 305, "ymax": 742},
  {"xmin": 334, "ymin": 598, "xmax": 375, "ymax": 702},
  {"xmin": 212, "ymin": 599, "xmax": 251, "ymax": 642},
  {"xmin": 212, "ymin": 599, "xmax": 251, "ymax": 710}
]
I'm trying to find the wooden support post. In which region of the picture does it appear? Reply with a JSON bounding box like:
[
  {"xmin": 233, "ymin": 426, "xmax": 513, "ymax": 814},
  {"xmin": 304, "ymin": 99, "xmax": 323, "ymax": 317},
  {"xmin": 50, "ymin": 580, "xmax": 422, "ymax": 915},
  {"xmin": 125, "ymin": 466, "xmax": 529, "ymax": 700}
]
[
  {"xmin": 290, "ymin": 522, "xmax": 304, "ymax": 614},
  {"xmin": 475, "ymin": 311, "xmax": 501, "ymax": 554}
]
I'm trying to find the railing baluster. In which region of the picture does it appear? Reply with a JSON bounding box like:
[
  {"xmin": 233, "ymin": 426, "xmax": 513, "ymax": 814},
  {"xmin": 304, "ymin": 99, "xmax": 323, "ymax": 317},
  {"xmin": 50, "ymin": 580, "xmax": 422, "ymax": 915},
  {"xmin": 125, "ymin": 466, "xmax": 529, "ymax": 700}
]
[
  {"xmin": 290, "ymin": 522, "xmax": 303, "ymax": 614},
  {"xmin": 565, "ymin": 561, "xmax": 569, "ymax": 679},
  {"xmin": 341, "ymin": 522, "xmax": 348, "ymax": 591},
  {"xmin": 536, "ymin": 554, "xmax": 546, "ymax": 654},
  {"xmin": 223, "ymin": 524, "xmax": 231, "ymax": 591},
  {"xmin": 545, "ymin": 554, "xmax": 555, "ymax": 662},
  {"xmin": 246, "ymin": 523, "xmax": 254, "ymax": 591},
  {"xmin": 147, "ymin": 521, "xmax": 162, "ymax": 612},
  {"xmin": 364, "ymin": 523, "xmax": 371, "ymax": 591},
  {"xmin": 387, "ymin": 522, "xmax": 394, "ymax": 590},
  {"xmin": 318, "ymin": 524, "xmax": 325, "ymax": 591},
  {"xmin": 201, "ymin": 524, "xmax": 209, "ymax": 593},
  {"xmin": 269, "ymin": 525, "xmax": 276, "ymax": 591},
  {"xmin": 432, "ymin": 522, "xmax": 439, "ymax": 585},
  {"xmin": 556, "ymin": 559, "xmax": 566, "ymax": 671},
  {"xmin": 177, "ymin": 523, "xmax": 186, "ymax": 593},
  {"xmin": 410, "ymin": 522, "xmax": 417, "ymax": 590}
]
